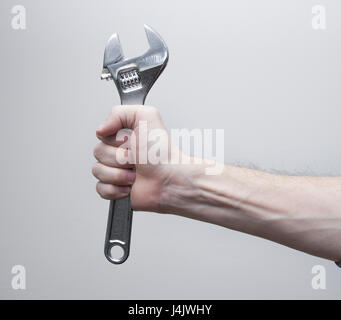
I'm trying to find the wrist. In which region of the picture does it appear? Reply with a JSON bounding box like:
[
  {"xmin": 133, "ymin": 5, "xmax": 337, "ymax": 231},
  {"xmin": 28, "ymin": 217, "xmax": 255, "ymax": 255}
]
[{"xmin": 158, "ymin": 160, "xmax": 205, "ymax": 215}]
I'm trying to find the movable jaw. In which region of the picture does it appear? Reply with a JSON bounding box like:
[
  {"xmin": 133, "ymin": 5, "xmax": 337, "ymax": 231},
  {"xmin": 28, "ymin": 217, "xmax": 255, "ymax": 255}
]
[
  {"xmin": 101, "ymin": 33, "xmax": 124, "ymax": 76},
  {"xmin": 101, "ymin": 25, "xmax": 169, "ymax": 104}
]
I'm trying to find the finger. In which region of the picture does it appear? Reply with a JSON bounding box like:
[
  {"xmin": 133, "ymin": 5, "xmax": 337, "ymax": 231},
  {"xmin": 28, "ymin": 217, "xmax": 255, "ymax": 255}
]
[
  {"xmin": 93, "ymin": 141, "xmax": 135, "ymax": 168},
  {"xmin": 96, "ymin": 182, "xmax": 131, "ymax": 200},
  {"xmin": 92, "ymin": 162, "xmax": 136, "ymax": 185},
  {"xmin": 97, "ymin": 129, "xmax": 133, "ymax": 148},
  {"xmin": 96, "ymin": 105, "xmax": 141, "ymax": 138}
]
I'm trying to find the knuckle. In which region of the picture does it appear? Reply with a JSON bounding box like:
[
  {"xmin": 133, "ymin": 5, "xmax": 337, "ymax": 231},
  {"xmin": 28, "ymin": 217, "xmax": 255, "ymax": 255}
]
[
  {"xmin": 93, "ymin": 143, "xmax": 102, "ymax": 160},
  {"xmin": 96, "ymin": 182, "xmax": 103, "ymax": 196},
  {"xmin": 96, "ymin": 183, "xmax": 116, "ymax": 200},
  {"xmin": 145, "ymin": 105, "xmax": 159, "ymax": 116},
  {"xmin": 111, "ymin": 105, "xmax": 123, "ymax": 114},
  {"xmin": 92, "ymin": 163, "xmax": 99, "ymax": 177}
]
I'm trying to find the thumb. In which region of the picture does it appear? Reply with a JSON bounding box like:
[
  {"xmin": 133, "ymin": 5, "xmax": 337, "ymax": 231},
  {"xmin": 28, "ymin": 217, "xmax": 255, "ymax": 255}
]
[{"xmin": 96, "ymin": 105, "xmax": 141, "ymax": 138}]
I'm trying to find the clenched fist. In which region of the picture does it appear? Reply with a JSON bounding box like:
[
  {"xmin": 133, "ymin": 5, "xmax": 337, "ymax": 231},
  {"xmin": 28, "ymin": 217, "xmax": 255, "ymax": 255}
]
[{"xmin": 92, "ymin": 105, "xmax": 189, "ymax": 213}]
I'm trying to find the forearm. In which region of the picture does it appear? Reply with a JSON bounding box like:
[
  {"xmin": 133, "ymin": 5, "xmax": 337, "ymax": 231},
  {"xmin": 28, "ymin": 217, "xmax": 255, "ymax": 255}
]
[{"xmin": 162, "ymin": 163, "xmax": 341, "ymax": 261}]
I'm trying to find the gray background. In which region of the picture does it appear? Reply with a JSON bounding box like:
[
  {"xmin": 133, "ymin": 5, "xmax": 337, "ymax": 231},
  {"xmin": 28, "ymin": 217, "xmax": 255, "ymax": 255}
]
[{"xmin": 0, "ymin": 0, "xmax": 340, "ymax": 299}]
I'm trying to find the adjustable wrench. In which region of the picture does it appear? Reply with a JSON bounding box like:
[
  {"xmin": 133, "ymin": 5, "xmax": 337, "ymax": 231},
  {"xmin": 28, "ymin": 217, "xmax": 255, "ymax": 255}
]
[{"xmin": 100, "ymin": 25, "xmax": 168, "ymax": 264}]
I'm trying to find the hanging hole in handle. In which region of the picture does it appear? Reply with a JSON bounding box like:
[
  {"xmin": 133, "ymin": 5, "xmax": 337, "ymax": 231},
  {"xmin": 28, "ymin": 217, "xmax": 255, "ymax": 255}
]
[{"xmin": 110, "ymin": 245, "xmax": 125, "ymax": 262}]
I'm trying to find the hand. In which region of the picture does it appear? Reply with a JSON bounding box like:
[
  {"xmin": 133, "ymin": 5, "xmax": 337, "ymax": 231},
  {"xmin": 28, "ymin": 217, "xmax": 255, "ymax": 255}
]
[{"xmin": 92, "ymin": 105, "xmax": 189, "ymax": 213}]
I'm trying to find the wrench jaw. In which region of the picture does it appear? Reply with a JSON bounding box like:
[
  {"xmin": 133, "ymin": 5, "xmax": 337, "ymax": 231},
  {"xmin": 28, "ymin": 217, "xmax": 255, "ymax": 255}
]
[
  {"xmin": 101, "ymin": 25, "xmax": 169, "ymax": 104},
  {"xmin": 101, "ymin": 33, "xmax": 124, "ymax": 81}
]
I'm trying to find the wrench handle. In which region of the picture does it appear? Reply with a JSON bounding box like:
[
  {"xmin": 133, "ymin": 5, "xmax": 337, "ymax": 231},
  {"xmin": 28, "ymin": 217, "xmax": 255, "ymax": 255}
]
[
  {"xmin": 104, "ymin": 196, "xmax": 133, "ymax": 264},
  {"xmin": 104, "ymin": 95, "xmax": 144, "ymax": 264}
]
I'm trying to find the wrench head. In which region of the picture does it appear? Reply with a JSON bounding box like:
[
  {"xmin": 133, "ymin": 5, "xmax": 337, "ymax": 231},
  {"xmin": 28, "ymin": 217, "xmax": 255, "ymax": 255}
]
[{"xmin": 101, "ymin": 25, "xmax": 168, "ymax": 103}]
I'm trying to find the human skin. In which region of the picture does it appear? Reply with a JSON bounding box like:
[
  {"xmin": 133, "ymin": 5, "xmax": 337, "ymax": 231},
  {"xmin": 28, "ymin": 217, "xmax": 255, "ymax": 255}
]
[{"xmin": 93, "ymin": 105, "xmax": 341, "ymax": 262}]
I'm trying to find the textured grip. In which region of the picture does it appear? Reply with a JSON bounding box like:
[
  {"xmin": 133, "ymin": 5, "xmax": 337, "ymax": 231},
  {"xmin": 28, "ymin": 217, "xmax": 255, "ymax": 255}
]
[{"xmin": 104, "ymin": 196, "xmax": 133, "ymax": 264}]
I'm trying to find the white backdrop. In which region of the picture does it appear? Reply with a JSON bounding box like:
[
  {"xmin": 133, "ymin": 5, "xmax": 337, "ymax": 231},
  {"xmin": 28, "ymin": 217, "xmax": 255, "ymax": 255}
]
[{"xmin": 0, "ymin": 0, "xmax": 340, "ymax": 299}]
